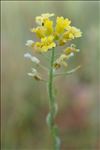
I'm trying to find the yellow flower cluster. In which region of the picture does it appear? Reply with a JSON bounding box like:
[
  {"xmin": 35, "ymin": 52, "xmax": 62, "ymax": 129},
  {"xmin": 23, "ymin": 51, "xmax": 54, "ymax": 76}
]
[{"xmin": 26, "ymin": 13, "xmax": 82, "ymax": 53}]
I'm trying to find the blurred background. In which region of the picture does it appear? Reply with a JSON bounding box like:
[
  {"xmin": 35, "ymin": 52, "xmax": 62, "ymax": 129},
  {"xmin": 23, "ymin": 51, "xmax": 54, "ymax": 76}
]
[{"xmin": 1, "ymin": 1, "xmax": 100, "ymax": 150}]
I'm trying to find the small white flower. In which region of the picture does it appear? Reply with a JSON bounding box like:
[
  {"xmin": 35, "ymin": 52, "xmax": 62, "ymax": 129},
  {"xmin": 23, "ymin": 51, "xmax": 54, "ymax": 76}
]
[
  {"xmin": 27, "ymin": 68, "xmax": 42, "ymax": 81},
  {"xmin": 27, "ymin": 68, "xmax": 37, "ymax": 77},
  {"xmin": 25, "ymin": 40, "xmax": 34, "ymax": 47},
  {"xmin": 24, "ymin": 53, "xmax": 31, "ymax": 58},
  {"xmin": 27, "ymin": 73, "xmax": 34, "ymax": 76},
  {"xmin": 31, "ymin": 56, "xmax": 40, "ymax": 64},
  {"xmin": 24, "ymin": 53, "xmax": 40, "ymax": 64}
]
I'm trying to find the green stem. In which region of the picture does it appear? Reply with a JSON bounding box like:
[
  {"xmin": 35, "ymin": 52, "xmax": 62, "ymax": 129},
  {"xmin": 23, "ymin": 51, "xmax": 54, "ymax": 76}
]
[
  {"xmin": 47, "ymin": 48, "xmax": 61, "ymax": 150},
  {"xmin": 48, "ymin": 48, "xmax": 55, "ymax": 116}
]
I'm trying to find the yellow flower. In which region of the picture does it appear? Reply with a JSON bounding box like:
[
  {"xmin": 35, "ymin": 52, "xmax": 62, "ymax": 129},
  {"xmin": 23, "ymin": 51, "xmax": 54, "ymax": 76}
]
[
  {"xmin": 31, "ymin": 19, "xmax": 54, "ymax": 37},
  {"xmin": 31, "ymin": 27, "xmax": 45, "ymax": 38},
  {"xmin": 59, "ymin": 31, "xmax": 74, "ymax": 46},
  {"xmin": 44, "ymin": 19, "xmax": 53, "ymax": 35},
  {"xmin": 35, "ymin": 36, "xmax": 56, "ymax": 52},
  {"xmin": 64, "ymin": 44, "xmax": 80, "ymax": 55},
  {"xmin": 55, "ymin": 17, "xmax": 71, "ymax": 35},
  {"xmin": 68, "ymin": 26, "xmax": 82, "ymax": 38},
  {"xmin": 59, "ymin": 26, "xmax": 82, "ymax": 45},
  {"xmin": 59, "ymin": 38, "xmax": 67, "ymax": 46},
  {"xmin": 64, "ymin": 26, "xmax": 82, "ymax": 40},
  {"xmin": 36, "ymin": 13, "xmax": 54, "ymax": 25}
]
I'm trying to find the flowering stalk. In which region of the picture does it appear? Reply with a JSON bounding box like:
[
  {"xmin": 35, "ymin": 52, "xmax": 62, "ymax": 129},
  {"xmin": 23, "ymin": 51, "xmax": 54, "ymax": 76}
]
[
  {"xmin": 47, "ymin": 47, "xmax": 60, "ymax": 150},
  {"xmin": 24, "ymin": 13, "xmax": 82, "ymax": 150},
  {"xmin": 48, "ymin": 48, "xmax": 55, "ymax": 118}
]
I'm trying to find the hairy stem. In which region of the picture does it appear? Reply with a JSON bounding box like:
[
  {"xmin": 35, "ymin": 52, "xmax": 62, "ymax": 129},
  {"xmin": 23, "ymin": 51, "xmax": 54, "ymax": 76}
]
[{"xmin": 47, "ymin": 48, "xmax": 61, "ymax": 150}]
